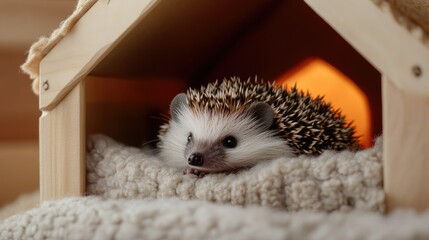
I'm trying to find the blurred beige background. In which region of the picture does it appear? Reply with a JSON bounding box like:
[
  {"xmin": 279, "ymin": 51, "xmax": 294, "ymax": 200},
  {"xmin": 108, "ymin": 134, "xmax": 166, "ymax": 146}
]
[{"xmin": 0, "ymin": 0, "xmax": 75, "ymax": 207}]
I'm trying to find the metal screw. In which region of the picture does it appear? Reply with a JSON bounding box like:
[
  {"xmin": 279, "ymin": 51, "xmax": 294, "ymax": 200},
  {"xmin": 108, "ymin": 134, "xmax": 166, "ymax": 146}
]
[
  {"xmin": 412, "ymin": 65, "xmax": 422, "ymax": 78},
  {"xmin": 42, "ymin": 80, "xmax": 49, "ymax": 91}
]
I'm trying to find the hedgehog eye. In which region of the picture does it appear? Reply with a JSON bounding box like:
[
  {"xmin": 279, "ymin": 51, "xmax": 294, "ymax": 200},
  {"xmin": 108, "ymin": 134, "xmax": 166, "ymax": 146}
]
[
  {"xmin": 222, "ymin": 136, "xmax": 237, "ymax": 148},
  {"xmin": 187, "ymin": 133, "xmax": 192, "ymax": 144}
]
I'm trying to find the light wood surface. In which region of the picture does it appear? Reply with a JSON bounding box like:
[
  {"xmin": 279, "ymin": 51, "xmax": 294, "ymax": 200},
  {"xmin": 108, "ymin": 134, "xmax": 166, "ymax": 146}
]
[
  {"xmin": 39, "ymin": 0, "xmax": 280, "ymax": 111},
  {"xmin": 304, "ymin": 0, "xmax": 429, "ymax": 97},
  {"xmin": 39, "ymin": 82, "xmax": 85, "ymax": 202},
  {"xmin": 383, "ymin": 76, "xmax": 429, "ymax": 211},
  {"xmin": 305, "ymin": 0, "xmax": 429, "ymax": 211},
  {"xmin": 39, "ymin": 0, "xmax": 159, "ymax": 111}
]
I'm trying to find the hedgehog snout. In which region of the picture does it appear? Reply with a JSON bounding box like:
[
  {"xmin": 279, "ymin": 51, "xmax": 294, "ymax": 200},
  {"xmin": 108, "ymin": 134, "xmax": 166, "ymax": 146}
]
[{"xmin": 188, "ymin": 153, "xmax": 204, "ymax": 166}]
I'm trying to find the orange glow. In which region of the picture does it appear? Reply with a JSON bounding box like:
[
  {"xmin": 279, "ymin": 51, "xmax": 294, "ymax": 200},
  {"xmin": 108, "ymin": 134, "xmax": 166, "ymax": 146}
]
[{"xmin": 277, "ymin": 59, "xmax": 372, "ymax": 148}]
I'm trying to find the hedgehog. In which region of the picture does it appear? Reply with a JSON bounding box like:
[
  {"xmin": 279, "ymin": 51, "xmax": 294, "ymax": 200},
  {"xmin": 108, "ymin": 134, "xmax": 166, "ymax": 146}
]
[{"xmin": 157, "ymin": 77, "xmax": 360, "ymax": 176}]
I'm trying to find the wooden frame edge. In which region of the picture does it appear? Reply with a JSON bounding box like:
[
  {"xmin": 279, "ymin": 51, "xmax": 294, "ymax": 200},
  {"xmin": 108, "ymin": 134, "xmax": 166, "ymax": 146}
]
[
  {"xmin": 304, "ymin": 0, "xmax": 429, "ymax": 97},
  {"xmin": 39, "ymin": 81, "xmax": 86, "ymax": 202},
  {"xmin": 382, "ymin": 75, "xmax": 429, "ymax": 211},
  {"xmin": 39, "ymin": 0, "xmax": 159, "ymax": 111}
]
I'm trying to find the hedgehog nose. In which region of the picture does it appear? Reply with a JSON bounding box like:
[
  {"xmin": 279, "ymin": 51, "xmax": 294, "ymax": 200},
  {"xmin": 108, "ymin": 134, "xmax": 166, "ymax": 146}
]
[{"xmin": 188, "ymin": 153, "xmax": 204, "ymax": 166}]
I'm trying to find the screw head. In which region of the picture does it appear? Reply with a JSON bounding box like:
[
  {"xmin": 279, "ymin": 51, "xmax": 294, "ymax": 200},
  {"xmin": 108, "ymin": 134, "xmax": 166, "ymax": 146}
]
[
  {"xmin": 42, "ymin": 80, "xmax": 49, "ymax": 91},
  {"xmin": 412, "ymin": 65, "xmax": 422, "ymax": 78}
]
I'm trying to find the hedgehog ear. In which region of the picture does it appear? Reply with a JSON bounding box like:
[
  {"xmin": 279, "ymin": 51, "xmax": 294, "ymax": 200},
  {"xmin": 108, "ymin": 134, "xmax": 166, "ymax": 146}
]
[
  {"xmin": 170, "ymin": 93, "xmax": 188, "ymax": 122},
  {"xmin": 245, "ymin": 102, "xmax": 274, "ymax": 130}
]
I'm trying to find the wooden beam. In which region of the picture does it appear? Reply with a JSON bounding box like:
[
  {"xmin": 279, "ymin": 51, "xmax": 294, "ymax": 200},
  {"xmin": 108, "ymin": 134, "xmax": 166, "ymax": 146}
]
[
  {"xmin": 39, "ymin": 0, "xmax": 159, "ymax": 111},
  {"xmin": 90, "ymin": 0, "xmax": 279, "ymax": 79},
  {"xmin": 39, "ymin": 81, "xmax": 85, "ymax": 202},
  {"xmin": 304, "ymin": 0, "xmax": 429, "ymax": 97},
  {"xmin": 305, "ymin": 0, "xmax": 429, "ymax": 211},
  {"xmin": 383, "ymin": 76, "xmax": 429, "ymax": 211}
]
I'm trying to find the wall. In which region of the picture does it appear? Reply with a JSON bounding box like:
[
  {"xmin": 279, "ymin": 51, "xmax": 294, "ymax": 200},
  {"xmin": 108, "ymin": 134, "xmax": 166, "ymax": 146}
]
[{"xmin": 0, "ymin": 0, "xmax": 75, "ymax": 207}]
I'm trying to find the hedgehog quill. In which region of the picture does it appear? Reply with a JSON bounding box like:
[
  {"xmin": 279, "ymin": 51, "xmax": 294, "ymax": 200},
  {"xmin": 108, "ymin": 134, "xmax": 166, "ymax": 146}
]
[{"xmin": 158, "ymin": 77, "xmax": 360, "ymax": 176}]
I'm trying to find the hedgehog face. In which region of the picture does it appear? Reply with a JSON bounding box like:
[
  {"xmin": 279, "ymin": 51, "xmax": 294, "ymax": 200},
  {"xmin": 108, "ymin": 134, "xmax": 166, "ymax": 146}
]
[{"xmin": 158, "ymin": 93, "xmax": 295, "ymax": 173}]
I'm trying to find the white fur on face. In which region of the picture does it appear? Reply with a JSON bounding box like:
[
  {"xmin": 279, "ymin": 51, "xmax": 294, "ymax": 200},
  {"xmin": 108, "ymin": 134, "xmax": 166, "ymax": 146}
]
[{"xmin": 159, "ymin": 106, "xmax": 295, "ymax": 171}]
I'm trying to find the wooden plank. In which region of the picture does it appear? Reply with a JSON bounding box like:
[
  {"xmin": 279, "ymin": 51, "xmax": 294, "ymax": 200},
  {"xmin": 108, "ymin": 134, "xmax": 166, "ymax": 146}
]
[
  {"xmin": 39, "ymin": 81, "xmax": 85, "ymax": 202},
  {"xmin": 383, "ymin": 76, "xmax": 429, "ymax": 211},
  {"xmin": 90, "ymin": 0, "xmax": 279, "ymax": 79},
  {"xmin": 39, "ymin": 0, "xmax": 159, "ymax": 111},
  {"xmin": 304, "ymin": 0, "xmax": 429, "ymax": 97}
]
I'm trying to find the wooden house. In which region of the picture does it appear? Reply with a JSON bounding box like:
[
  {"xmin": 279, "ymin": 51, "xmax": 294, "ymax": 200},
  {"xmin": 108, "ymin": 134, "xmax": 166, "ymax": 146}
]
[{"xmin": 31, "ymin": 0, "xmax": 429, "ymax": 211}]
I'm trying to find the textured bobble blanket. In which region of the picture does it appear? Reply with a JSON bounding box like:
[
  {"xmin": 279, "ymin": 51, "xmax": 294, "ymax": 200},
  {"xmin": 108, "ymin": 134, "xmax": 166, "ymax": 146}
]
[
  {"xmin": 2, "ymin": 135, "xmax": 429, "ymax": 239},
  {"xmin": 2, "ymin": 197, "xmax": 429, "ymax": 240},
  {"xmin": 86, "ymin": 135, "xmax": 384, "ymax": 212},
  {"xmin": 0, "ymin": 135, "xmax": 429, "ymax": 240}
]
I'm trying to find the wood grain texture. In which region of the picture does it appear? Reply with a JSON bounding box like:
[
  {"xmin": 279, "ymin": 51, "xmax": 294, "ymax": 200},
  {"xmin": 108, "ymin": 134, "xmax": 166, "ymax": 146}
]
[
  {"xmin": 304, "ymin": 0, "xmax": 429, "ymax": 96},
  {"xmin": 39, "ymin": 0, "xmax": 158, "ymax": 111},
  {"xmin": 383, "ymin": 76, "xmax": 429, "ymax": 211},
  {"xmin": 39, "ymin": 82, "xmax": 85, "ymax": 202}
]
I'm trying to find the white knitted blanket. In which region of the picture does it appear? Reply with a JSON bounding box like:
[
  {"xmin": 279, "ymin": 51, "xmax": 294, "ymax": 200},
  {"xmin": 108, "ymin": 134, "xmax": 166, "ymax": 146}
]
[
  {"xmin": 2, "ymin": 197, "xmax": 429, "ymax": 240},
  {"xmin": 86, "ymin": 134, "xmax": 384, "ymax": 212},
  {"xmin": 3, "ymin": 135, "xmax": 429, "ymax": 239}
]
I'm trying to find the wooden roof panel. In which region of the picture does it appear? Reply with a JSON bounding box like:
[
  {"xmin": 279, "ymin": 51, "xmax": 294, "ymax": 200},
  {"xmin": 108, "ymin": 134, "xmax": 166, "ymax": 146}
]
[{"xmin": 91, "ymin": 0, "xmax": 280, "ymax": 79}]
